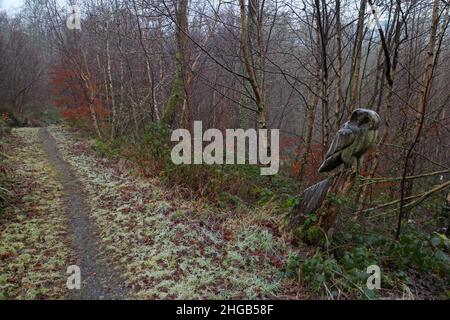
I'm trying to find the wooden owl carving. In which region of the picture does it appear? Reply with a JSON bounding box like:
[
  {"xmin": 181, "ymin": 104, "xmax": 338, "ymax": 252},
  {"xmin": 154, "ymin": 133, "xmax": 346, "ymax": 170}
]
[{"xmin": 319, "ymin": 108, "xmax": 381, "ymax": 173}]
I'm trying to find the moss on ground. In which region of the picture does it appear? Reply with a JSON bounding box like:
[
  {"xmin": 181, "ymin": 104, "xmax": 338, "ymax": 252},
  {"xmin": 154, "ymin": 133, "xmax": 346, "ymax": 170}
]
[
  {"xmin": 48, "ymin": 125, "xmax": 295, "ymax": 299},
  {"xmin": 0, "ymin": 128, "xmax": 72, "ymax": 299}
]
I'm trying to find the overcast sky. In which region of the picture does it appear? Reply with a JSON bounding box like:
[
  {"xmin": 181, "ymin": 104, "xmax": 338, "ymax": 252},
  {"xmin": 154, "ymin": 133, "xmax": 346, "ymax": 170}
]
[{"xmin": 0, "ymin": 0, "xmax": 25, "ymax": 13}]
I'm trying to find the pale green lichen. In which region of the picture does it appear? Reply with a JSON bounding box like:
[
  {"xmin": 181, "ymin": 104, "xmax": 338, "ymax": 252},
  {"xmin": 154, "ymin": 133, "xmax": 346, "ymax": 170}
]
[
  {"xmin": 0, "ymin": 128, "xmax": 72, "ymax": 300},
  {"xmin": 46, "ymin": 125, "xmax": 293, "ymax": 299}
]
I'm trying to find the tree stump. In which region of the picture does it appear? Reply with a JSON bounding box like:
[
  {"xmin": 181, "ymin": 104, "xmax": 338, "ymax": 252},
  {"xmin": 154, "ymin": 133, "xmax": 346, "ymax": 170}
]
[{"xmin": 287, "ymin": 169, "xmax": 356, "ymax": 243}]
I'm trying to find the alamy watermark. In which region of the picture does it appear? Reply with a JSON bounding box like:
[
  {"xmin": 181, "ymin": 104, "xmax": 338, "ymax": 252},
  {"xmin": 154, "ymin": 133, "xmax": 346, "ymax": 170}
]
[
  {"xmin": 171, "ymin": 121, "xmax": 280, "ymax": 176},
  {"xmin": 66, "ymin": 5, "xmax": 81, "ymax": 30},
  {"xmin": 66, "ymin": 265, "xmax": 81, "ymax": 290},
  {"xmin": 366, "ymin": 265, "xmax": 381, "ymax": 290}
]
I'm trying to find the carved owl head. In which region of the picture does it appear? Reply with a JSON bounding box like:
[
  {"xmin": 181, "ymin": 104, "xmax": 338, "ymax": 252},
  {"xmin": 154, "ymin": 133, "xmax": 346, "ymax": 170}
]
[{"xmin": 350, "ymin": 108, "xmax": 381, "ymax": 131}]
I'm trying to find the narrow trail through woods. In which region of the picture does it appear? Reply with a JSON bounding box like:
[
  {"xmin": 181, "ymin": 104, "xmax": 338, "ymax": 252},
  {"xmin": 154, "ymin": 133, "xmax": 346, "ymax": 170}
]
[
  {"xmin": 39, "ymin": 128, "xmax": 126, "ymax": 299},
  {"xmin": 2, "ymin": 126, "xmax": 293, "ymax": 300}
]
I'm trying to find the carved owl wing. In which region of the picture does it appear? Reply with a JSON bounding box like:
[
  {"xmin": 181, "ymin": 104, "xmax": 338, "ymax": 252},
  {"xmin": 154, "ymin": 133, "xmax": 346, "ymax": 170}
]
[
  {"xmin": 325, "ymin": 127, "xmax": 356, "ymax": 158},
  {"xmin": 319, "ymin": 126, "xmax": 356, "ymax": 172}
]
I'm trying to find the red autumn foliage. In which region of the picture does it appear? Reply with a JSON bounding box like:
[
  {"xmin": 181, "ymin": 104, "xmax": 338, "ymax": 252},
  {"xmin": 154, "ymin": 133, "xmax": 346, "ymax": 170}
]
[
  {"xmin": 49, "ymin": 63, "xmax": 109, "ymax": 123},
  {"xmin": 290, "ymin": 142, "xmax": 324, "ymax": 185}
]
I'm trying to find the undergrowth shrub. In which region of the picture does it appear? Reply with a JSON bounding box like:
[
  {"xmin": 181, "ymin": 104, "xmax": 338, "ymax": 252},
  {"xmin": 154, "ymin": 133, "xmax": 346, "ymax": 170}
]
[
  {"xmin": 163, "ymin": 162, "xmax": 301, "ymax": 206},
  {"xmin": 91, "ymin": 123, "xmax": 301, "ymax": 206},
  {"xmin": 388, "ymin": 232, "xmax": 449, "ymax": 274},
  {"xmin": 0, "ymin": 113, "xmax": 11, "ymax": 214},
  {"xmin": 283, "ymin": 222, "xmax": 450, "ymax": 299}
]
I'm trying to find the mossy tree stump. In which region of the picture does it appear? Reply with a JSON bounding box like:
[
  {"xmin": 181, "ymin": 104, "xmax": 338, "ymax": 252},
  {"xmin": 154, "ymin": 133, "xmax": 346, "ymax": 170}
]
[{"xmin": 287, "ymin": 169, "xmax": 356, "ymax": 243}]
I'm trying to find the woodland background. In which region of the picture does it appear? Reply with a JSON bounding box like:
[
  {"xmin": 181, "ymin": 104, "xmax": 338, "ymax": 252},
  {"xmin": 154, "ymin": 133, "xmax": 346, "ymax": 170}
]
[{"xmin": 0, "ymin": 0, "xmax": 449, "ymax": 299}]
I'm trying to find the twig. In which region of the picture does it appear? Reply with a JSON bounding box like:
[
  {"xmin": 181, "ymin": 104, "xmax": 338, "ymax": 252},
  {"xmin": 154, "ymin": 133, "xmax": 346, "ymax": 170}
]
[
  {"xmin": 360, "ymin": 180, "xmax": 450, "ymax": 215},
  {"xmin": 360, "ymin": 169, "xmax": 450, "ymax": 186}
]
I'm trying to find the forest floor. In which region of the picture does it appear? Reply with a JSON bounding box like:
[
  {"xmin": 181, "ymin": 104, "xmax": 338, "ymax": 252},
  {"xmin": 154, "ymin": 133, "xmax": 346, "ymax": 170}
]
[{"xmin": 0, "ymin": 126, "xmax": 299, "ymax": 299}]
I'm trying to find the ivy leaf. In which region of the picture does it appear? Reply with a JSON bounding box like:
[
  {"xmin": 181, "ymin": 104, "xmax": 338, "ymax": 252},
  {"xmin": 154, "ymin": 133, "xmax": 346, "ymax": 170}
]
[
  {"xmin": 430, "ymin": 236, "xmax": 441, "ymax": 247},
  {"xmin": 434, "ymin": 250, "xmax": 449, "ymax": 263}
]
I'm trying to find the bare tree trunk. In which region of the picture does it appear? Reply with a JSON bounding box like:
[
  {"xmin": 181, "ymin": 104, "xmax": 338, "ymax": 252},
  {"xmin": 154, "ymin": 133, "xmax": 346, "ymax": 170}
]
[
  {"xmin": 314, "ymin": 0, "xmax": 330, "ymax": 153},
  {"xmin": 132, "ymin": 0, "xmax": 159, "ymax": 122},
  {"xmin": 239, "ymin": 0, "xmax": 266, "ymax": 129},
  {"xmin": 85, "ymin": 81, "xmax": 102, "ymax": 138},
  {"xmin": 298, "ymin": 75, "xmax": 320, "ymax": 180},
  {"xmin": 334, "ymin": 0, "xmax": 343, "ymax": 132},
  {"xmin": 348, "ymin": 0, "xmax": 367, "ymax": 113},
  {"xmin": 146, "ymin": 59, "xmax": 159, "ymax": 121},
  {"xmin": 80, "ymin": 49, "xmax": 102, "ymax": 139},
  {"xmin": 162, "ymin": 0, "xmax": 190, "ymax": 127},
  {"xmin": 105, "ymin": 21, "xmax": 117, "ymax": 139},
  {"xmin": 397, "ymin": 0, "xmax": 441, "ymax": 239}
]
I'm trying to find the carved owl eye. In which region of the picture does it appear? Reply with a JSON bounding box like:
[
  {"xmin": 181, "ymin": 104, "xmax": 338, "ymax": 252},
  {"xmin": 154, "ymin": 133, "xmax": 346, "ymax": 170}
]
[{"xmin": 361, "ymin": 116, "xmax": 371, "ymax": 126}]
